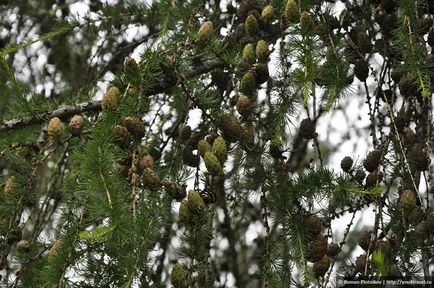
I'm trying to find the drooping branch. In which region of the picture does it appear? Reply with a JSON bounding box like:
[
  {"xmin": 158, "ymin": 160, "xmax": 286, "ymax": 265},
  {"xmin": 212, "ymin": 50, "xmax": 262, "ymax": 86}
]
[
  {"xmin": 0, "ymin": 101, "xmax": 102, "ymax": 133},
  {"xmin": 0, "ymin": 59, "xmax": 224, "ymax": 133}
]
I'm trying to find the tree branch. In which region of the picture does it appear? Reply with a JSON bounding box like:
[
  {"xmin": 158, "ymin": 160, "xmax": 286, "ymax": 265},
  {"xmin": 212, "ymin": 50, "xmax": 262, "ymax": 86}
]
[{"xmin": 0, "ymin": 59, "xmax": 224, "ymax": 133}]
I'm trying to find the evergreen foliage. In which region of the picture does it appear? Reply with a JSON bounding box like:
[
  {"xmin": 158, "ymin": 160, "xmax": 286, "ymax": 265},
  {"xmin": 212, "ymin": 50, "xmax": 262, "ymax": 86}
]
[{"xmin": 0, "ymin": 0, "xmax": 433, "ymax": 287}]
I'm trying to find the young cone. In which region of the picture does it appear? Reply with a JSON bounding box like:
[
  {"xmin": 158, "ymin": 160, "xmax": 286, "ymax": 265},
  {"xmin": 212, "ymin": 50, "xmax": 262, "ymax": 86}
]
[
  {"xmin": 197, "ymin": 21, "xmax": 214, "ymax": 45},
  {"xmin": 204, "ymin": 151, "xmax": 222, "ymax": 175},
  {"xmin": 212, "ymin": 136, "xmax": 227, "ymax": 163}
]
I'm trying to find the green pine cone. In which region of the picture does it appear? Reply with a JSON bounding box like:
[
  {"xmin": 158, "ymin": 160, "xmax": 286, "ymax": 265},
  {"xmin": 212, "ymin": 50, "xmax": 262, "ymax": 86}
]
[
  {"xmin": 197, "ymin": 21, "xmax": 214, "ymax": 45},
  {"xmin": 261, "ymin": 5, "xmax": 274, "ymax": 22},
  {"xmin": 212, "ymin": 136, "xmax": 227, "ymax": 163},
  {"xmin": 204, "ymin": 151, "xmax": 222, "ymax": 175},
  {"xmin": 239, "ymin": 71, "xmax": 256, "ymax": 96},
  {"xmin": 187, "ymin": 190, "xmax": 206, "ymax": 216},
  {"xmin": 285, "ymin": 0, "xmax": 299, "ymax": 23},
  {"xmin": 179, "ymin": 200, "xmax": 190, "ymax": 225},
  {"xmin": 245, "ymin": 14, "xmax": 259, "ymax": 37},
  {"xmin": 171, "ymin": 263, "xmax": 188, "ymax": 288},
  {"xmin": 198, "ymin": 139, "xmax": 212, "ymax": 157},
  {"xmin": 256, "ymin": 40, "xmax": 269, "ymax": 63},
  {"xmin": 300, "ymin": 11, "xmax": 313, "ymax": 35},
  {"xmin": 242, "ymin": 43, "xmax": 255, "ymax": 64}
]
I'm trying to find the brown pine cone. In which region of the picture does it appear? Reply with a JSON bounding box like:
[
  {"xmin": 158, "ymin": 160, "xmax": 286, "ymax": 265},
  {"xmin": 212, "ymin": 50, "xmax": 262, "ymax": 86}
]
[
  {"xmin": 299, "ymin": 118, "xmax": 316, "ymax": 139},
  {"xmin": 355, "ymin": 254, "xmax": 368, "ymax": 272},
  {"xmin": 365, "ymin": 170, "xmax": 383, "ymax": 188},
  {"xmin": 363, "ymin": 150, "xmax": 382, "ymax": 172},
  {"xmin": 142, "ymin": 168, "xmax": 161, "ymax": 187},
  {"xmin": 164, "ymin": 181, "xmax": 186, "ymax": 201},
  {"xmin": 305, "ymin": 215, "xmax": 322, "ymax": 236},
  {"xmin": 313, "ymin": 256, "xmax": 331, "ymax": 278},
  {"xmin": 340, "ymin": 156, "xmax": 353, "ymax": 172},
  {"xmin": 355, "ymin": 169, "xmax": 366, "ymax": 183},
  {"xmin": 326, "ymin": 243, "xmax": 339, "ymax": 257},
  {"xmin": 307, "ymin": 235, "xmax": 328, "ymax": 262}
]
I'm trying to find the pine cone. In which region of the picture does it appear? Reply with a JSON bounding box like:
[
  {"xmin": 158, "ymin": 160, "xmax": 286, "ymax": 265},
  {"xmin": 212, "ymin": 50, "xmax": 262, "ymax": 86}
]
[
  {"xmin": 313, "ymin": 256, "xmax": 331, "ymax": 278},
  {"xmin": 113, "ymin": 125, "xmax": 133, "ymax": 148},
  {"xmin": 284, "ymin": 0, "xmax": 299, "ymax": 23},
  {"xmin": 400, "ymin": 189, "xmax": 416, "ymax": 214},
  {"xmin": 4, "ymin": 176, "xmax": 16, "ymax": 199},
  {"xmin": 239, "ymin": 71, "xmax": 256, "ymax": 97},
  {"xmin": 102, "ymin": 86, "xmax": 120, "ymax": 111},
  {"xmin": 358, "ymin": 231, "xmax": 372, "ymax": 251},
  {"xmin": 354, "ymin": 59, "xmax": 369, "ymax": 82},
  {"xmin": 363, "ymin": 150, "xmax": 382, "ymax": 172},
  {"xmin": 69, "ymin": 115, "xmax": 85, "ymax": 136},
  {"xmin": 245, "ymin": 14, "xmax": 259, "ymax": 37},
  {"xmin": 182, "ymin": 146, "xmax": 199, "ymax": 167},
  {"xmin": 122, "ymin": 117, "xmax": 145, "ymax": 139},
  {"xmin": 221, "ymin": 114, "xmax": 242, "ymax": 141},
  {"xmin": 200, "ymin": 186, "xmax": 216, "ymax": 204},
  {"xmin": 212, "ymin": 136, "xmax": 227, "ymax": 164},
  {"xmin": 300, "ymin": 11, "xmax": 313, "ymax": 35},
  {"xmin": 254, "ymin": 63, "xmax": 269, "ymax": 84},
  {"xmin": 236, "ymin": 95, "xmax": 253, "ymax": 117},
  {"xmin": 242, "ymin": 43, "xmax": 255, "ymax": 64},
  {"xmin": 187, "ymin": 190, "xmax": 206, "ymax": 216},
  {"xmin": 47, "ymin": 117, "xmax": 64, "ymax": 139},
  {"xmin": 308, "ymin": 235, "xmax": 328, "ymax": 262},
  {"xmin": 197, "ymin": 21, "xmax": 214, "ymax": 45},
  {"xmin": 171, "ymin": 263, "xmax": 188, "ymax": 288},
  {"xmin": 139, "ymin": 154, "xmax": 155, "ymax": 170},
  {"xmin": 256, "ymin": 40, "xmax": 269, "ymax": 63},
  {"xmin": 142, "ymin": 168, "xmax": 161, "ymax": 187},
  {"xmin": 305, "ymin": 215, "xmax": 322, "ymax": 236},
  {"xmin": 179, "ymin": 200, "xmax": 190, "ymax": 225},
  {"xmin": 164, "ymin": 181, "xmax": 186, "ymax": 201},
  {"xmin": 340, "ymin": 156, "xmax": 353, "ymax": 172},
  {"xmin": 355, "ymin": 169, "xmax": 366, "ymax": 183},
  {"xmin": 198, "ymin": 139, "xmax": 212, "ymax": 158},
  {"xmin": 355, "ymin": 254, "xmax": 368, "ymax": 272},
  {"xmin": 204, "ymin": 151, "xmax": 222, "ymax": 175},
  {"xmin": 123, "ymin": 57, "xmax": 138, "ymax": 74},
  {"xmin": 241, "ymin": 127, "xmax": 255, "ymax": 148},
  {"xmin": 261, "ymin": 5, "xmax": 274, "ymax": 22},
  {"xmin": 326, "ymin": 243, "xmax": 339, "ymax": 257},
  {"xmin": 365, "ymin": 170, "xmax": 383, "ymax": 188},
  {"xmin": 300, "ymin": 118, "xmax": 316, "ymax": 139},
  {"xmin": 403, "ymin": 127, "xmax": 416, "ymax": 145}
]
